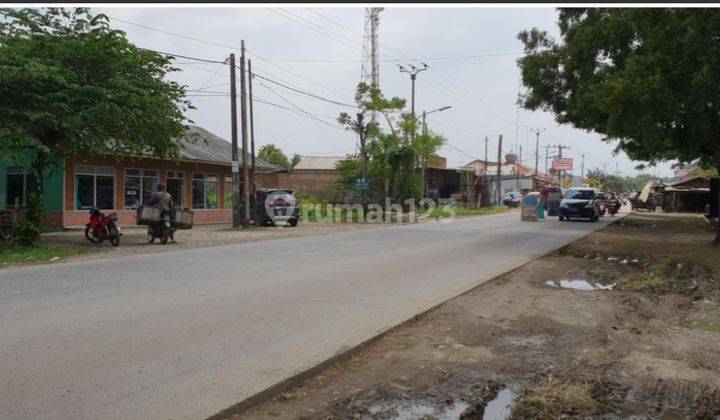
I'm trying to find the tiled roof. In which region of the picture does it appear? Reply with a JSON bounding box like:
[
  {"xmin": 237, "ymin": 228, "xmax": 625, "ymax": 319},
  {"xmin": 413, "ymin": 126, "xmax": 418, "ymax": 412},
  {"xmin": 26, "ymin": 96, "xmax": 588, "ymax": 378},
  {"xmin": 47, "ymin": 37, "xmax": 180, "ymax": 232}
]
[
  {"xmin": 175, "ymin": 126, "xmax": 276, "ymax": 172},
  {"xmin": 293, "ymin": 156, "xmax": 347, "ymax": 170}
]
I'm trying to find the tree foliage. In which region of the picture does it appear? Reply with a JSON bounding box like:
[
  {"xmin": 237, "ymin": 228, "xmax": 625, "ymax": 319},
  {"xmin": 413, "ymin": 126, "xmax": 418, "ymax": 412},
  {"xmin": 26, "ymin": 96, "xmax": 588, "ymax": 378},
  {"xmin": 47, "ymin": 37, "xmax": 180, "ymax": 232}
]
[
  {"xmin": 518, "ymin": 8, "xmax": 720, "ymax": 242},
  {"xmin": 258, "ymin": 143, "xmax": 290, "ymax": 169},
  {"xmin": 0, "ymin": 8, "xmax": 191, "ymax": 172},
  {"xmin": 337, "ymin": 83, "xmax": 445, "ymax": 204},
  {"xmin": 518, "ymin": 8, "xmax": 720, "ymax": 170}
]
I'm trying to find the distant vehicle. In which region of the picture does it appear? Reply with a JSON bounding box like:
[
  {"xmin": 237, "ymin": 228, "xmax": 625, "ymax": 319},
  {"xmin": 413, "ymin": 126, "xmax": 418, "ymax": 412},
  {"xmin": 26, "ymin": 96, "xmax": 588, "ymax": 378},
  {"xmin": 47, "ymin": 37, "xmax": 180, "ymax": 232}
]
[
  {"xmin": 502, "ymin": 191, "xmax": 522, "ymax": 208},
  {"xmin": 254, "ymin": 188, "xmax": 300, "ymax": 227},
  {"xmin": 559, "ymin": 187, "xmax": 600, "ymax": 222}
]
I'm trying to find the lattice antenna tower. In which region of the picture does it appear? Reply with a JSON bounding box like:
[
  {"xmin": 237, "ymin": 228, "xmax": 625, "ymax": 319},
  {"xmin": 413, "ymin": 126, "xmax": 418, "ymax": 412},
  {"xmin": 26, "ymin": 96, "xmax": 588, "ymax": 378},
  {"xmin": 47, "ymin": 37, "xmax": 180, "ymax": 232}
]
[{"xmin": 360, "ymin": 8, "xmax": 383, "ymax": 91}]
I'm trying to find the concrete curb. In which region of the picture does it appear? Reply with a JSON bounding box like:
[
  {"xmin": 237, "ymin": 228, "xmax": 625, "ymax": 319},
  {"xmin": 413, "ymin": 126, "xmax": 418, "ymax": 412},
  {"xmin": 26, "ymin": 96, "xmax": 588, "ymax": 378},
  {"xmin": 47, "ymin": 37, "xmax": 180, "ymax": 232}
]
[{"xmin": 207, "ymin": 212, "xmax": 629, "ymax": 419}]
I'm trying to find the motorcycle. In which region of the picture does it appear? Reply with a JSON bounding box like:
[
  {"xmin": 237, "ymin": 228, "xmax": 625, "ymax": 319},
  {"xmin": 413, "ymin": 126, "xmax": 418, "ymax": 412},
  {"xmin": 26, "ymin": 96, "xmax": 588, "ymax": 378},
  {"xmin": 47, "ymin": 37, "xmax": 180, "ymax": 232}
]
[
  {"xmin": 85, "ymin": 208, "xmax": 121, "ymax": 247},
  {"xmin": 146, "ymin": 213, "xmax": 176, "ymax": 244},
  {"xmin": 607, "ymin": 198, "xmax": 621, "ymax": 216}
]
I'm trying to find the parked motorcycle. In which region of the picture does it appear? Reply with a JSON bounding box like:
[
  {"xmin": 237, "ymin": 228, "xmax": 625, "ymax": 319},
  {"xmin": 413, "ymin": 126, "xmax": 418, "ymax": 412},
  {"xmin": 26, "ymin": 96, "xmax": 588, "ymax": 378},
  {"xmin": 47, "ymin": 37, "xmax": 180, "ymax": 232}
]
[{"xmin": 85, "ymin": 208, "xmax": 121, "ymax": 246}]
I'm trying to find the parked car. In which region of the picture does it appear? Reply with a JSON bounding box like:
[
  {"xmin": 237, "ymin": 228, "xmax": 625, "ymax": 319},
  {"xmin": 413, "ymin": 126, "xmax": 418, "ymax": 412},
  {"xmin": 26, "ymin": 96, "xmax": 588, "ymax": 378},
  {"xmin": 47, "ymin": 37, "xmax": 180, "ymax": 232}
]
[
  {"xmin": 559, "ymin": 187, "xmax": 600, "ymax": 222},
  {"xmin": 502, "ymin": 191, "xmax": 522, "ymax": 207},
  {"xmin": 253, "ymin": 188, "xmax": 300, "ymax": 227}
]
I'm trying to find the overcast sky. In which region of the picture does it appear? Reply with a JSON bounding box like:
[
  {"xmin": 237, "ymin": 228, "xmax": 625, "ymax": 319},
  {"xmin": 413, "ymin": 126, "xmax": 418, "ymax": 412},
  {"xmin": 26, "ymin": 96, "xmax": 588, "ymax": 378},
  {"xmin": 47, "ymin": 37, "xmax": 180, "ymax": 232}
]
[{"xmin": 97, "ymin": 6, "xmax": 675, "ymax": 177}]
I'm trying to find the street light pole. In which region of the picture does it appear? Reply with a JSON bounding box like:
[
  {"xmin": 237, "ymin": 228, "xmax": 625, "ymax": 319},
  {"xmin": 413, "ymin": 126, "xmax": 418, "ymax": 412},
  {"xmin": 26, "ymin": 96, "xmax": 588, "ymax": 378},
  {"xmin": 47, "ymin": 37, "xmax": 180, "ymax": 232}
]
[
  {"xmin": 420, "ymin": 105, "xmax": 451, "ymax": 198},
  {"xmin": 399, "ymin": 63, "xmax": 428, "ymax": 142}
]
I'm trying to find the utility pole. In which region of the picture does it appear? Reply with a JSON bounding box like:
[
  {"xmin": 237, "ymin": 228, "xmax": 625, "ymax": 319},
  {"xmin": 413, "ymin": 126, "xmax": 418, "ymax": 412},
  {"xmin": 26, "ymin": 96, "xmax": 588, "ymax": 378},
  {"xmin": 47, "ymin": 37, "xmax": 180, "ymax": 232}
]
[
  {"xmin": 580, "ymin": 152, "xmax": 588, "ymax": 183},
  {"xmin": 229, "ymin": 53, "xmax": 240, "ymax": 228},
  {"xmin": 545, "ymin": 145, "xmax": 551, "ymax": 176},
  {"xmin": 530, "ymin": 128, "xmax": 547, "ymax": 186},
  {"xmin": 248, "ymin": 59, "xmax": 256, "ymax": 198},
  {"xmin": 398, "ymin": 63, "xmax": 428, "ymax": 141},
  {"xmin": 555, "ymin": 144, "xmax": 571, "ymax": 186},
  {"xmin": 483, "ymin": 136, "xmax": 488, "ymax": 207},
  {"xmin": 517, "ymin": 145, "xmax": 522, "ymax": 192},
  {"xmin": 422, "ymin": 111, "xmax": 427, "ymax": 197},
  {"xmin": 496, "ymin": 134, "xmax": 503, "ymax": 206},
  {"xmin": 240, "ymin": 40, "xmax": 250, "ymax": 227}
]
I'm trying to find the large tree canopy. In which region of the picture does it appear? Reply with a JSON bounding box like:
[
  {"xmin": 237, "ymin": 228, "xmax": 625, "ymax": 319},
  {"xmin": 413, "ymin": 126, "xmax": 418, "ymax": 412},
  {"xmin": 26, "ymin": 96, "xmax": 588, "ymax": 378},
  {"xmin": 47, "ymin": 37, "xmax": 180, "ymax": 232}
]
[
  {"xmin": 518, "ymin": 8, "xmax": 720, "ymax": 171},
  {"xmin": 0, "ymin": 8, "xmax": 190, "ymax": 168}
]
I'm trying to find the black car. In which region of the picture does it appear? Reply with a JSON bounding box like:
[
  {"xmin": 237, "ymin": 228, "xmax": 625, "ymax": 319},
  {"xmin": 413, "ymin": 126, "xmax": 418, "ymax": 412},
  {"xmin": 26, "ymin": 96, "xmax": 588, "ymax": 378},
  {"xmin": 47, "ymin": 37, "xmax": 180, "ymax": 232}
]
[
  {"xmin": 253, "ymin": 188, "xmax": 300, "ymax": 227},
  {"xmin": 559, "ymin": 188, "xmax": 599, "ymax": 222},
  {"xmin": 502, "ymin": 191, "xmax": 522, "ymax": 207}
]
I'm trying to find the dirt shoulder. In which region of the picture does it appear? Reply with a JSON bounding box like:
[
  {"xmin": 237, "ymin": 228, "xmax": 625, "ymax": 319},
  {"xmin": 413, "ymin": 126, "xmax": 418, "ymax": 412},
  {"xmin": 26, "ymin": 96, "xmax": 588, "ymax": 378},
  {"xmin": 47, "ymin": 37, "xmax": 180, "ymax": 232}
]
[
  {"xmin": 33, "ymin": 222, "xmax": 380, "ymax": 264},
  {"xmin": 237, "ymin": 212, "xmax": 720, "ymax": 419}
]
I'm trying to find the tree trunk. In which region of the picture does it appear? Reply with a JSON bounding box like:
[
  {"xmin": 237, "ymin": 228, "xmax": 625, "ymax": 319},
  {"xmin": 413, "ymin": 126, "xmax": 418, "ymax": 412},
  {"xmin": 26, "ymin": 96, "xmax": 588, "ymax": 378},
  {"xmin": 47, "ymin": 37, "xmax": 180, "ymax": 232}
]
[{"xmin": 714, "ymin": 159, "xmax": 720, "ymax": 246}]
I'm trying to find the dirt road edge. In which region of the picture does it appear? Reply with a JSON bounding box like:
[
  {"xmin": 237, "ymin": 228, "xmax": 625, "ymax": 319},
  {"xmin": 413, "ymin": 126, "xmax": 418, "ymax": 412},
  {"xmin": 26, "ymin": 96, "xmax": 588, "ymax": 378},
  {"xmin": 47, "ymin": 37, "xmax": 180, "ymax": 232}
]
[{"xmin": 206, "ymin": 214, "xmax": 629, "ymax": 420}]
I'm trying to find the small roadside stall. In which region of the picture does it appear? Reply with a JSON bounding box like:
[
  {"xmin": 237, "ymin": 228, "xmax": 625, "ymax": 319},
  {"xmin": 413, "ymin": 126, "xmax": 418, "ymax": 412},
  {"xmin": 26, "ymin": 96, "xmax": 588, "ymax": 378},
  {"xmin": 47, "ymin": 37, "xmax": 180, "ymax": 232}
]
[{"xmin": 521, "ymin": 192, "xmax": 540, "ymax": 221}]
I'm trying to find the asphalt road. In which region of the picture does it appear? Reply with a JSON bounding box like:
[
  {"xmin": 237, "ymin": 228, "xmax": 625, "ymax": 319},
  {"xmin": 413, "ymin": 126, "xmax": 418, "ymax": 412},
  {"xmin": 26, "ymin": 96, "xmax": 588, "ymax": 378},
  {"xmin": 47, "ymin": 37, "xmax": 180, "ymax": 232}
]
[{"xmin": 0, "ymin": 212, "xmax": 620, "ymax": 419}]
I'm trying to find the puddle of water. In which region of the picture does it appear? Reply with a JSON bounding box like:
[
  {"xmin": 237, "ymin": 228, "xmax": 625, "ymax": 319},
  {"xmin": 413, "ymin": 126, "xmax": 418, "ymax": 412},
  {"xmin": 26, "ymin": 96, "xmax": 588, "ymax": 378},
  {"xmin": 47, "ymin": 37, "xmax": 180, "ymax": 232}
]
[
  {"xmin": 368, "ymin": 401, "xmax": 469, "ymax": 420},
  {"xmin": 545, "ymin": 279, "xmax": 615, "ymax": 291},
  {"xmin": 483, "ymin": 388, "xmax": 516, "ymax": 420}
]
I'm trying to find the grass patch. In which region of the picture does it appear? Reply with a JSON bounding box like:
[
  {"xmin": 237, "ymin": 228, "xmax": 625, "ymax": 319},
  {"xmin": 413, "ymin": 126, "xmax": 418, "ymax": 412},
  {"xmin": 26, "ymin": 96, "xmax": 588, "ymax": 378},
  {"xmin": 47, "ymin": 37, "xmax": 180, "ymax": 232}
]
[
  {"xmin": 427, "ymin": 204, "xmax": 511, "ymax": 218},
  {"xmin": 0, "ymin": 244, "xmax": 82, "ymax": 267},
  {"xmin": 688, "ymin": 321, "xmax": 720, "ymax": 333},
  {"xmin": 615, "ymin": 274, "xmax": 666, "ymax": 292},
  {"xmin": 512, "ymin": 379, "xmax": 599, "ymax": 418}
]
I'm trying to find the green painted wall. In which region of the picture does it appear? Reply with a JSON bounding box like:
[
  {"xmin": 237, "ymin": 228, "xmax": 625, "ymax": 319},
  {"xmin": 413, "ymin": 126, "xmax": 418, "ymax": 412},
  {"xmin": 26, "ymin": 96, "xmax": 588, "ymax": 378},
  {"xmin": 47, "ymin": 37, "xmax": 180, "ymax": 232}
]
[{"xmin": 0, "ymin": 153, "xmax": 64, "ymax": 212}]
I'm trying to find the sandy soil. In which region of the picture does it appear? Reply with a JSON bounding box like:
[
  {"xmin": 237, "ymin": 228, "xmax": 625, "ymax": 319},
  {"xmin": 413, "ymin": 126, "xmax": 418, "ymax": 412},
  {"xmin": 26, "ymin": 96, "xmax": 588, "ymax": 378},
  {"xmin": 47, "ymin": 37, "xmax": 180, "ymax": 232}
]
[
  {"xmin": 237, "ymin": 212, "xmax": 720, "ymax": 419},
  {"xmin": 40, "ymin": 222, "xmax": 381, "ymax": 262}
]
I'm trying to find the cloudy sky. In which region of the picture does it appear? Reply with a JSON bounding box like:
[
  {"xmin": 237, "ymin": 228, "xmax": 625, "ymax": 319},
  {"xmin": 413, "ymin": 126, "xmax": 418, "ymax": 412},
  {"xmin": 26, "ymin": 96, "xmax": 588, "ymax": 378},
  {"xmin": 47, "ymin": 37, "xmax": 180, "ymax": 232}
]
[{"xmin": 98, "ymin": 6, "xmax": 675, "ymax": 177}]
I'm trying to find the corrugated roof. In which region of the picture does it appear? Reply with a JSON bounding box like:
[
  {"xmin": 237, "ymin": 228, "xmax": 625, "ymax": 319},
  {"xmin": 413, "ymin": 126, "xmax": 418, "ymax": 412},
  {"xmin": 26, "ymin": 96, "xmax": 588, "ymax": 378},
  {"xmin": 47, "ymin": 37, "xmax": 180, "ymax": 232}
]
[
  {"xmin": 293, "ymin": 156, "xmax": 346, "ymax": 170},
  {"xmin": 175, "ymin": 126, "xmax": 276, "ymax": 171}
]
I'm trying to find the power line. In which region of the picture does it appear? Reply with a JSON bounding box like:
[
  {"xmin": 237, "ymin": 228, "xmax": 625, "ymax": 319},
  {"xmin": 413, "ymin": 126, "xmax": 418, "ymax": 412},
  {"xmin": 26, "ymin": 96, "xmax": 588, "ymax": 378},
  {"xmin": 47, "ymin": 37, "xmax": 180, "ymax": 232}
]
[
  {"xmin": 111, "ymin": 16, "xmax": 236, "ymax": 51},
  {"xmin": 247, "ymin": 52, "xmax": 522, "ymax": 63},
  {"xmin": 249, "ymin": 70, "xmax": 358, "ymax": 108},
  {"xmin": 254, "ymin": 78, "xmax": 345, "ymax": 131},
  {"xmin": 109, "ymin": 14, "xmax": 353, "ymax": 102}
]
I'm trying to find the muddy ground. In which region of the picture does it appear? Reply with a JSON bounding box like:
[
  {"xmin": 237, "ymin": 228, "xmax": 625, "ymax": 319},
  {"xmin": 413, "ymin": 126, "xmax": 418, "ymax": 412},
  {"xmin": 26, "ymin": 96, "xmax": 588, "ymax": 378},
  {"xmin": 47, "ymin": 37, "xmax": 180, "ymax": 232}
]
[{"xmin": 238, "ymin": 212, "xmax": 720, "ymax": 419}]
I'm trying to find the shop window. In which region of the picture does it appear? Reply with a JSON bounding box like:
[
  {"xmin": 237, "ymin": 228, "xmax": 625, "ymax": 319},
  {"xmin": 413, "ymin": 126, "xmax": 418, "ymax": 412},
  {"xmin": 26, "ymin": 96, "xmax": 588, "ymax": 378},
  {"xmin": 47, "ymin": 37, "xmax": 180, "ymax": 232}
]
[
  {"xmin": 124, "ymin": 169, "xmax": 158, "ymax": 210},
  {"xmin": 192, "ymin": 174, "xmax": 218, "ymax": 209},
  {"xmin": 166, "ymin": 171, "xmax": 185, "ymax": 208},
  {"xmin": 75, "ymin": 166, "xmax": 115, "ymax": 210},
  {"xmin": 5, "ymin": 166, "xmax": 36, "ymax": 208}
]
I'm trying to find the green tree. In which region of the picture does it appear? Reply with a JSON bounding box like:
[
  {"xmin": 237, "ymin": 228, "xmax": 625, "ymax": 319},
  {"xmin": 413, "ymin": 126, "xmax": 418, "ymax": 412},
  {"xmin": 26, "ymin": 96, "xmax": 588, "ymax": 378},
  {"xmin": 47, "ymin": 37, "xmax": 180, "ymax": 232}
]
[
  {"xmin": 338, "ymin": 83, "xmax": 406, "ymax": 208},
  {"xmin": 0, "ymin": 8, "xmax": 190, "ymax": 236},
  {"xmin": 290, "ymin": 153, "xmax": 302, "ymax": 170},
  {"xmin": 518, "ymin": 8, "xmax": 720, "ymax": 244},
  {"xmin": 258, "ymin": 144, "xmax": 290, "ymax": 169}
]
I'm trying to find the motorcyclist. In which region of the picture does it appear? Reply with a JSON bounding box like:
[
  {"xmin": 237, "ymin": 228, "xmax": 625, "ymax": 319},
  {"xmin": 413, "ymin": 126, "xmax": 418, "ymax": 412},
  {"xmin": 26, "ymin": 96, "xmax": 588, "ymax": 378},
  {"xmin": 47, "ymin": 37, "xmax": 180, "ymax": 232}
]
[{"xmin": 149, "ymin": 183, "xmax": 174, "ymax": 216}]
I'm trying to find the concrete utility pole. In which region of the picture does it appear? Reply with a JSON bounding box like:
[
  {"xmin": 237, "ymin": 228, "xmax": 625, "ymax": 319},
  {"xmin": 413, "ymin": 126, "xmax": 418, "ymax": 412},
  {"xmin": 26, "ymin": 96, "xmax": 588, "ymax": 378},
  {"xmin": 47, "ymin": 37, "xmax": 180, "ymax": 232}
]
[
  {"xmin": 420, "ymin": 105, "xmax": 451, "ymax": 197},
  {"xmin": 248, "ymin": 59, "xmax": 256, "ymax": 197},
  {"xmin": 517, "ymin": 145, "xmax": 523, "ymax": 192},
  {"xmin": 555, "ymin": 144, "xmax": 571, "ymax": 185},
  {"xmin": 399, "ymin": 64, "xmax": 428, "ymax": 141},
  {"xmin": 240, "ymin": 40, "xmax": 250, "ymax": 227},
  {"xmin": 496, "ymin": 134, "xmax": 503, "ymax": 206},
  {"xmin": 545, "ymin": 144, "xmax": 551, "ymax": 176},
  {"xmin": 531, "ymin": 128, "xmax": 544, "ymax": 177},
  {"xmin": 229, "ymin": 53, "xmax": 240, "ymax": 228}
]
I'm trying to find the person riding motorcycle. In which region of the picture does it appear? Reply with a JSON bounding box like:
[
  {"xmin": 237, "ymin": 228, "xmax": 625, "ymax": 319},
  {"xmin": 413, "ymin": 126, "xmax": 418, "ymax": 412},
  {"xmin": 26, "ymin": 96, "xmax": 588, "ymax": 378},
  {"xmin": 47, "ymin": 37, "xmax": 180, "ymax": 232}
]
[
  {"xmin": 149, "ymin": 183, "xmax": 174, "ymax": 216},
  {"xmin": 148, "ymin": 184, "xmax": 175, "ymax": 243}
]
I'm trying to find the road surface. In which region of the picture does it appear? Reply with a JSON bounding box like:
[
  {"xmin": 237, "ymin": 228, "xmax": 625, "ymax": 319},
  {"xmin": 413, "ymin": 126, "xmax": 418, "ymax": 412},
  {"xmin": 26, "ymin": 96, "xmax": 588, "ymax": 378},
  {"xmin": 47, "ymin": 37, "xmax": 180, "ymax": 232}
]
[{"xmin": 0, "ymin": 213, "xmax": 620, "ymax": 419}]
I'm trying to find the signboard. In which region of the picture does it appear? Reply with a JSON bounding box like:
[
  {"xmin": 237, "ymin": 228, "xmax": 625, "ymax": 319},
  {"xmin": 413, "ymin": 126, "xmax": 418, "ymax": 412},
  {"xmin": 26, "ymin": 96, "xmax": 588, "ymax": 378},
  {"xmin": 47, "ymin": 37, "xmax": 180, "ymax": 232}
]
[
  {"xmin": 232, "ymin": 161, "xmax": 239, "ymax": 173},
  {"xmin": 563, "ymin": 177, "xmax": 573, "ymax": 188},
  {"xmin": 552, "ymin": 158, "xmax": 573, "ymax": 171},
  {"xmin": 354, "ymin": 177, "xmax": 369, "ymax": 192},
  {"xmin": 521, "ymin": 192, "xmax": 539, "ymax": 221}
]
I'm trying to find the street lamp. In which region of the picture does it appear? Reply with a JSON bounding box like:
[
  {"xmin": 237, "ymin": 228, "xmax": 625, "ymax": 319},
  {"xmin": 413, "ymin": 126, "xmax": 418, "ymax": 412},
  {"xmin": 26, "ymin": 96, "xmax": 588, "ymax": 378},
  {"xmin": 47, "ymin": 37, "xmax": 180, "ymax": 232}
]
[{"xmin": 421, "ymin": 105, "xmax": 452, "ymax": 198}]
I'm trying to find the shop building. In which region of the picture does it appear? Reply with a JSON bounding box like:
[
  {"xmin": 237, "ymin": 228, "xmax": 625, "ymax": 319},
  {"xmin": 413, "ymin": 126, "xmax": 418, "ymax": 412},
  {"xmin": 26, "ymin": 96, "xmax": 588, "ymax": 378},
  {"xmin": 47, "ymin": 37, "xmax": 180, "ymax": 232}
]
[{"xmin": 1, "ymin": 126, "xmax": 278, "ymax": 227}]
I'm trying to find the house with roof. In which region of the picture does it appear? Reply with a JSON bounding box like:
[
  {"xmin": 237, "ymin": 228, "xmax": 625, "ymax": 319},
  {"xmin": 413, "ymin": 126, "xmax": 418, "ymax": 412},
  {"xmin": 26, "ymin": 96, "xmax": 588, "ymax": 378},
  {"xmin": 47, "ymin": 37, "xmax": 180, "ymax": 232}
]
[{"xmin": 1, "ymin": 125, "xmax": 278, "ymax": 226}]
